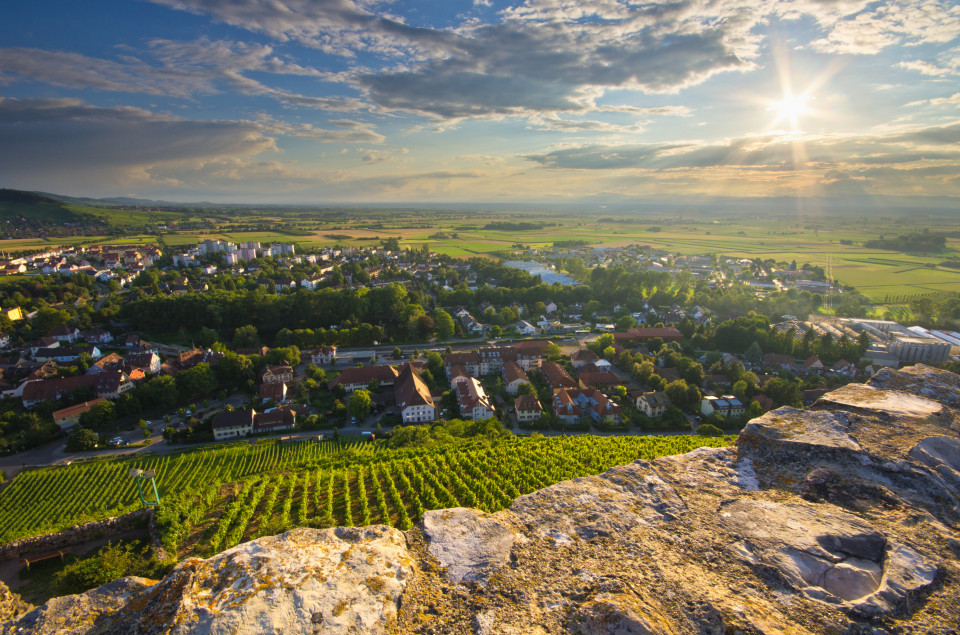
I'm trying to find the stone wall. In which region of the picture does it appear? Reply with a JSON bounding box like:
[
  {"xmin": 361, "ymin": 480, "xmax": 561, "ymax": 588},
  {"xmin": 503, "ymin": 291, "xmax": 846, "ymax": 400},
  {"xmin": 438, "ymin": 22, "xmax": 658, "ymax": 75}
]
[
  {"xmin": 0, "ymin": 508, "xmax": 156, "ymax": 562},
  {"xmin": 3, "ymin": 364, "xmax": 960, "ymax": 634}
]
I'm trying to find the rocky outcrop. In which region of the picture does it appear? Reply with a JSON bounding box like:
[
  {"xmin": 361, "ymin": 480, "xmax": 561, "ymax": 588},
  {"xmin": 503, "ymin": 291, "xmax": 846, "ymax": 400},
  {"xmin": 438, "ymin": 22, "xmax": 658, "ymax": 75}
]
[
  {"xmin": 0, "ymin": 581, "xmax": 31, "ymax": 625},
  {"xmin": 3, "ymin": 364, "xmax": 960, "ymax": 634}
]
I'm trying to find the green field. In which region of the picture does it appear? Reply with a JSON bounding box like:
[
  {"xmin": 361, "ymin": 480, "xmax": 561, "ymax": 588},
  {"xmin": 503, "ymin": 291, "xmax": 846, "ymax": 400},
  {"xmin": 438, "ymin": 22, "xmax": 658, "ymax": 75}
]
[
  {"xmin": 0, "ymin": 434, "xmax": 730, "ymax": 556},
  {"xmin": 2, "ymin": 200, "xmax": 959, "ymax": 299}
]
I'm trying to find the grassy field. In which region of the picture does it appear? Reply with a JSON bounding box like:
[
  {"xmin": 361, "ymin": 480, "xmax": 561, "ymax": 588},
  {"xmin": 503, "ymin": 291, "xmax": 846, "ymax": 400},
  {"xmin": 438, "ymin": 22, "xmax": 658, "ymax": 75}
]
[{"xmin": 2, "ymin": 203, "xmax": 958, "ymax": 300}]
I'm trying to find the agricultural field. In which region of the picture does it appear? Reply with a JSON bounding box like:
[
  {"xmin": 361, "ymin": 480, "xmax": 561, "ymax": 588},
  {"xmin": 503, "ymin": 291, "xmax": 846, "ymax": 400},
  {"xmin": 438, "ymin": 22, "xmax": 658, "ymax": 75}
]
[
  {"xmin": 2, "ymin": 197, "xmax": 958, "ymax": 300},
  {"xmin": 0, "ymin": 434, "xmax": 731, "ymax": 557}
]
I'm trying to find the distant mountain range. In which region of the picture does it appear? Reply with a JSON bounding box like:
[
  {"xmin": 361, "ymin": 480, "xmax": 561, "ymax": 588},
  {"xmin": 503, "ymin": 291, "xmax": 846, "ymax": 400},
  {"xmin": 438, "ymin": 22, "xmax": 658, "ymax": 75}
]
[{"xmin": 0, "ymin": 187, "xmax": 957, "ymax": 217}]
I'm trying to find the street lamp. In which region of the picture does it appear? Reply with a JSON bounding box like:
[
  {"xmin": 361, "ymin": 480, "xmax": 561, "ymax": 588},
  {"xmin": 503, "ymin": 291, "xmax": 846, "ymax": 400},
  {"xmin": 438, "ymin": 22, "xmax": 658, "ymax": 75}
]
[{"xmin": 129, "ymin": 468, "xmax": 160, "ymax": 507}]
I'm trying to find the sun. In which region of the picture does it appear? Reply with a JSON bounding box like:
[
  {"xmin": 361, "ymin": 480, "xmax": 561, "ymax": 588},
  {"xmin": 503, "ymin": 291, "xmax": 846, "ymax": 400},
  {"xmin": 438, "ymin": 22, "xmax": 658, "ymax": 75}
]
[{"xmin": 770, "ymin": 92, "xmax": 812, "ymax": 130}]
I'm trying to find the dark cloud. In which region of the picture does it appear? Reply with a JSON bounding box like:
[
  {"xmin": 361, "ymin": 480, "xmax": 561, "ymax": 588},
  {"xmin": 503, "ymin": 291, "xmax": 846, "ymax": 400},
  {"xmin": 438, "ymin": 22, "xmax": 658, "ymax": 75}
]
[
  {"xmin": 0, "ymin": 98, "xmax": 275, "ymax": 185},
  {"xmin": 149, "ymin": 0, "xmax": 457, "ymax": 57},
  {"xmin": 524, "ymin": 121, "xmax": 960, "ymax": 171},
  {"xmin": 356, "ymin": 22, "xmax": 748, "ymax": 118}
]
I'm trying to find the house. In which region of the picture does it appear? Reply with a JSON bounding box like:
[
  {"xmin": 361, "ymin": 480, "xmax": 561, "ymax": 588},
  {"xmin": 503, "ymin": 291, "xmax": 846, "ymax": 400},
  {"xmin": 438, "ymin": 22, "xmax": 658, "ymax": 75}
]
[
  {"xmin": 514, "ymin": 393, "xmax": 543, "ymax": 423},
  {"xmin": 700, "ymin": 395, "xmax": 745, "ymax": 418},
  {"xmin": 94, "ymin": 370, "xmax": 134, "ymax": 399},
  {"xmin": 22, "ymin": 375, "xmax": 99, "ymax": 408},
  {"xmin": 213, "ymin": 408, "xmax": 256, "ymax": 441},
  {"xmin": 260, "ymin": 382, "xmax": 288, "ymax": 404},
  {"xmin": 123, "ymin": 352, "xmax": 161, "ymax": 375},
  {"xmin": 328, "ymin": 365, "xmax": 399, "ymax": 393},
  {"xmin": 570, "ymin": 348, "xmax": 600, "ymax": 369},
  {"xmin": 511, "ymin": 340, "xmax": 552, "ymax": 370},
  {"xmin": 553, "ymin": 389, "xmax": 582, "ymax": 425},
  {"xmin": 80, "ymin": 329, "xmax": 113, "ymax": 344},
  {"xmin": 444, "ymin": 352, "xmax": 480, "ymax": 378},
  {"xmin": 301, "ymin": 276, "xmax": 325, "ymax": 290},
  {"xmin": 544, "ymin": 301, "xmax": 558, "ymax": 315},
  {"xmin": 253, "ymin": 407, "xmax": 297, "ymax": 434},
  {"xmin": 569, "ymin": 387, "xmax": 622, "ymax": 423},
  {"xmin": 50, "ymin": 326, "xmax": 81, "ymax": 343},
  {"xmin": 540, "ymin": 362, "xmax": 577, "ymax": 390},
  {"xmin": 27, "ymin": 338, "xmax": 59, "ymax": 356},
  {"xmin": 87, "ymin": 353, "xmax": 124, "ymax": 375},
  {"xmin": 261, "ymin": 365, "xmax": 294, "ymax": 384},
  {"xmin": 479, "ymin": 347, "xmax": 516, "ymax": 374},
  {"xmin": 502, "ymin": 362, "xmax": 531, "ymax": 396},
  {"xmin": 830, "ymin": 359, "xmax": 858, "ymax": 378},
  {"xmin": 52, "ymin": 398, "xmax": 108, "ymax": 429},
  {"xmin": 394, "ymin": 363, "xmax": 435, "ymax": 423},
  {"xmin": 577, "ymin": 365, "xmax": 621, "ymax": 389},
  {"xmin": 453, "ymin": 376, "xmax": 496, "ymax": 420},
  {"xmin": 515, "ymin": 320, "xmax": 538, "ymax": 336},
  {"xmin": 305, "ymin": 346, "xmax": 337, "ymax": 365},
  {"xmin": 804, "ymin": 355, "xmax": 825, "ymax": 372},
  {"xmin": 636, "ymin": 391, "xmax": 670, "ymax": 418},
  {"xmin": 762, "ymin": 353, "xmax": 795, "ymax": 371},
  {"xmin": 0, "ymin": 333, "xmax": 10, "ymax": 350}
]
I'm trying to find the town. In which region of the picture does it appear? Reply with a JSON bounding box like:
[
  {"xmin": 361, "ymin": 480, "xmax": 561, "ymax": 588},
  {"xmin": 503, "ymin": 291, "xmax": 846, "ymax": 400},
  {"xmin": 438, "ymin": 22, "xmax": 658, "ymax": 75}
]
[{"xmin": 0, "ymin": 236, "xmax": 956, "ymax": 458}]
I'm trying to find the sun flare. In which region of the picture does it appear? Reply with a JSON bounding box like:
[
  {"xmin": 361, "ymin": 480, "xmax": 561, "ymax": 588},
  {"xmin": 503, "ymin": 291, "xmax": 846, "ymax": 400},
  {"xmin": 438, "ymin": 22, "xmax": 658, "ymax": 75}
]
[{"xmin": 770, "ymin": 93, "xmax": 812, "ymax": 130}]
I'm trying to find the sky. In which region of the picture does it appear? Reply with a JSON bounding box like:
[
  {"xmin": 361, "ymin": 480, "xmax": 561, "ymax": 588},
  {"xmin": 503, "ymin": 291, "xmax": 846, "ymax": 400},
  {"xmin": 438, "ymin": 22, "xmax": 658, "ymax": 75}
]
[{"xmin": 1, "ymin": 0, "xmax": 959, "ymax": 204}]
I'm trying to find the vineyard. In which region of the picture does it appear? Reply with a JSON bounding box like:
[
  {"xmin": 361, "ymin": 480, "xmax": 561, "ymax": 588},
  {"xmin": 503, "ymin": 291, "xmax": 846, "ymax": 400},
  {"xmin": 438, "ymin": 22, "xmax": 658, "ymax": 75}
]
[{"xmin": 0, "ymin": 435, "xmax": 732, "ymax": 557}]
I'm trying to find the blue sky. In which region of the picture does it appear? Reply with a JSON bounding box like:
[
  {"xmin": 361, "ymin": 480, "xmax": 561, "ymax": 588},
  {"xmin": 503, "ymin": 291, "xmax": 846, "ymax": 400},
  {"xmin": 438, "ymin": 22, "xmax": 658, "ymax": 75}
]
[{"xmin": 1, "ymin": 0, "xmax": 959, "ymax": 203}]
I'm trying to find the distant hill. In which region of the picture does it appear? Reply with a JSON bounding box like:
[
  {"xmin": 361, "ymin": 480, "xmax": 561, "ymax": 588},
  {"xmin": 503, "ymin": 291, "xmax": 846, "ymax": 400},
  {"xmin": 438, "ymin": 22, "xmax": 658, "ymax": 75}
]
[
  {"xmin": 36, "ymin": 191, "xmax": 184, "ymax": 208},
  {"xmin": 0, "ymin": 189, "xmax": 84, "ymax": 223}
]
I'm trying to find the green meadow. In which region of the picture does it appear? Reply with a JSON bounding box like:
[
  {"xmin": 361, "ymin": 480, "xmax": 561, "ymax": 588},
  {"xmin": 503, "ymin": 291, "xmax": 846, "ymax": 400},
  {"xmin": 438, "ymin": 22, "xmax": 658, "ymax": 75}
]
[{"xmin": 2, "ymin": 202, "xmax": 958, "ymax": 301}]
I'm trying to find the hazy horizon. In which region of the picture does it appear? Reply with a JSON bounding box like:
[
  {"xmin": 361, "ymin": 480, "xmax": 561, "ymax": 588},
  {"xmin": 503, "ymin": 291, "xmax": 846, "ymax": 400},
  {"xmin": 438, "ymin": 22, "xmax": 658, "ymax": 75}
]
[{"xmin": 2, "ymin": 1, "xmax": 959, "ymax": 205}]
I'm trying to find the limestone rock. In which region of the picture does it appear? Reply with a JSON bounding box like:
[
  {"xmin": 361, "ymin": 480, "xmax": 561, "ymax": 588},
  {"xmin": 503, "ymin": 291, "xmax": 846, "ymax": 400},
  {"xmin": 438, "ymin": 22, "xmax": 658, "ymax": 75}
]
[
  {"xmin": 0, "ymin": 581, "xmax": 32, "ymax": 625},
  {"xmin": 421, "ymin": 508, "xmax": 513, "ymax": 584},
  {"xmin": 1, "ymin": 577, "xmax": 152, "ymax": 635}
]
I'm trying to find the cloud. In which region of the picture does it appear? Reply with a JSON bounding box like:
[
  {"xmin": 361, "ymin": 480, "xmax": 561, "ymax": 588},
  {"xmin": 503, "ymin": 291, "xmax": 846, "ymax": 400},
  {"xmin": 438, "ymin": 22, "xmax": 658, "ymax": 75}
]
[
  {"xmin": 148, "ymin": 0, "xmax": 457, "ymax": 58},
  {"xmin": 0, "ymin": 98, "xmax": 276, "ymax": 189},
  {"xmin": 356, "ymin": 23, "xmax": 750, "ymax": 119},
  {"xmin": 907, "ymin": 93, "xmax": 960, "ymax": 107},
  {"xmin": 897, "ymin": 60, "xmax": 954, "ymax": 76},
  {"xmin": 0, "ymin": 39, "xmax": 367, "ymax": 112},
  {"xmin": 810, "ymin": 0, "xmax": 960, "ymax": 54},
  {"xmin": 0, "ymin": 48, "xmax": 209, "ymax": 97},
  {"xmin": 524, "ymin": 121, "xmax": 960, "ymax": 171},
  {"xmin": 259, "ymin": 118, "xmax": 385, "ymax": 143}
]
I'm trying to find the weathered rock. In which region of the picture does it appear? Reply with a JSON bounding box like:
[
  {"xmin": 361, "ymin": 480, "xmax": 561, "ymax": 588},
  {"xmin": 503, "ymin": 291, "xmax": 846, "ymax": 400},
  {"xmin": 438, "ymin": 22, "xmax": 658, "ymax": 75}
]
[
  {"xmin": 105, "ymin": 526, "xmax": 412, "ymax": 634},
  {"xmin": 2, "ymin": 364, "xmax": 959, "ymax": 634},
  {"xmin": 1, "ymin": 577, "xmax": 152, "ymax": 635},
  {"xmin": 0, "ymin": 581, "xmax": 32, "ymax": 625},
  {"xmin": 421, "ymin": 508, "xmax": 513, "ymax": 584}
]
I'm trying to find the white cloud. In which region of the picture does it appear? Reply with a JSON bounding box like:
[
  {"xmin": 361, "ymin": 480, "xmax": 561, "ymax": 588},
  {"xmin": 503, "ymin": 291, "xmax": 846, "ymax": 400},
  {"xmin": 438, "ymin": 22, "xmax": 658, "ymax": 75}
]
[
  {"xmin": 897, "ymin": 60, "xmax": 954, "ymax": 76},
  {"xmin": 811, "ymin": 0, "xmax": 960, "ymax": 54}
]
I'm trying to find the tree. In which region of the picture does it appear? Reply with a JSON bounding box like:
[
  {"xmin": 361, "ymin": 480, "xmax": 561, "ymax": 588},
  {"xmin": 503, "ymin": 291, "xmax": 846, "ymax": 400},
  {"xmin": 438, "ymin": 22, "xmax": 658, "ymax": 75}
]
[
  {"xmin": 78, "ymin": 401, "xmax": 115, "ymax": 429},
  {"xmin": 616, "ymin": 315, "xmax": 636, "ymax": 331},
  {"xmin": 348, "ymin": 390, "xmax": 372, "ymax": 421},
  {"xmin": 66, "ymin": 428, "xmax": 100, "ymax": 451},
  {"xmin": 233, "ymin": 324, "xmax": 260, "ymax": 349},
  {"xmin": 517, "ymin": 383, "xmax": 535, "ymax": 396},
  {"xmin": 33, "ymin": 306, "xmax": 72, "ymax": 334},
  {"xmin": 664, "ymin": 379, "xmax": 692, "ymax": 409},
  {"xmin": 545, "ymin": 343, "xmax": 563, "ymax": 362},
  {"xmin": 434, "ymin": 310, "xmax": 455, "ymax": 340},
  {"xmin": 762, "ymin": 377, "xmax": 802, "ymax": 408}
]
